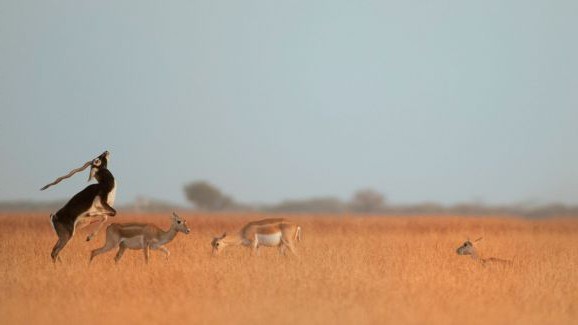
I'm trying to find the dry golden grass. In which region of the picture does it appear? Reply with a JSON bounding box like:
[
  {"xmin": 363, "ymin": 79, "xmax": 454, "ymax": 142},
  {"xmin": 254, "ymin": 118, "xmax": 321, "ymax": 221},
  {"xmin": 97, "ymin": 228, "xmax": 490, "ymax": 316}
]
[{"xmin": 0, "ymin": 212, "xmax": 577, "ymax": 325}]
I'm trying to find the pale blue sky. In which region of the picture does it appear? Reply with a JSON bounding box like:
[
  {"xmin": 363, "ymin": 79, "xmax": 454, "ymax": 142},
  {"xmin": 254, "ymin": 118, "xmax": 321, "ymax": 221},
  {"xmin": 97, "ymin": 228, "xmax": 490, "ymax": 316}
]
[{"xmin": 1, "ymin": 1, "xmax": 577, "ymax": 206}]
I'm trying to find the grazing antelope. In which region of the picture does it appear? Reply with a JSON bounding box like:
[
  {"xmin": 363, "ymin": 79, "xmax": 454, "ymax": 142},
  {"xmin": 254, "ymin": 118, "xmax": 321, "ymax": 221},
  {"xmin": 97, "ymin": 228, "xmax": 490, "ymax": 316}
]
[
  {"xmin": 90, "ymin": 213, "xmax": 190, "ymax": 264},
  {"xmin": 211, "ymin": 218, "xmax": 301, "ymax": 256},
  {"xmin": 456, "ymin": 237, "xmax": 512, "ymax": 266},
  {"xmin": 41, "ymin": 151, "xmax": 117, "ymax": 262}
]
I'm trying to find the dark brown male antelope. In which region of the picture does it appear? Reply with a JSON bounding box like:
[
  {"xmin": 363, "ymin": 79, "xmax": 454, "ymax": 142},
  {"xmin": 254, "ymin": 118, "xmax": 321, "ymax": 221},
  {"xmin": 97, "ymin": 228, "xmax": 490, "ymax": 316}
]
[
  {"xmin": 41, "ymin": 151, "xmax": 117, "ymax": 262},
  {"xmin": 90, "ymin": 213, "xmax": 190, "ymax": 264},
  {"xmin": 456, "ymin": 238, "xmax": 512, "ymax": 266},
  {"xmin": 211, "ymin": 218, "xmax": 301, "ymax": 256}
]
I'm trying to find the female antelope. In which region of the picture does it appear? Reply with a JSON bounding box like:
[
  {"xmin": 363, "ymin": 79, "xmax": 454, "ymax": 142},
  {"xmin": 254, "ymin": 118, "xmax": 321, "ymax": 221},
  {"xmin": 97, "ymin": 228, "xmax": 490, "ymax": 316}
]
[
  {"xmin": 211, "ymin": 218, "xmax": 301, "ymax": 256},
  {"xmin": 90, "ymin": 213, "xmax": 190, "ymax": 264},
  {"xmin": 456, "ymin": 238, "xmax": 512, "ymax": 266}
]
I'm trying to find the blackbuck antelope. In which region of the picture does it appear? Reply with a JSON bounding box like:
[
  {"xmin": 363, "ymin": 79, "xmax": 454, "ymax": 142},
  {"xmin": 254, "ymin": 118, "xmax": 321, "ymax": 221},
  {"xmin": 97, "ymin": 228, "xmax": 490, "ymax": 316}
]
[
  {"xmin": 456, "ymin": 238, "xmax": 512, "ymax": 266},
  {"xmin": 211, "ymin": 218, "xmax": 301, "ymax": 256},
  {"xmin": 90, "ymin": 213, "xmax": 190, "ymax": 264},
  {"xmin": 41, "ymin": 151, "xmax": 117, "ymax": 262}
]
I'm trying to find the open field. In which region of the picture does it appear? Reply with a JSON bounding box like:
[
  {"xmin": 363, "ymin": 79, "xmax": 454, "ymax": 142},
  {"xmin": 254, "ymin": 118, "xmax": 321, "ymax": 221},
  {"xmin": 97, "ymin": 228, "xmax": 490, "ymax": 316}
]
[{"xmin": 0, "ymin": 213, "xmax": 577, "ymax": 324}]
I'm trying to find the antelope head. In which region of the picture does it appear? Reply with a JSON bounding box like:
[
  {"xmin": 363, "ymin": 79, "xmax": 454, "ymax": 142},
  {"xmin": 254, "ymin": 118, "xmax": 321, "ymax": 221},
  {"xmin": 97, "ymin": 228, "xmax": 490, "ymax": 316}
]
[
  {"xmin": 171, "ymin": 212, "xmax": 190, "ymax": 234},
  {"xmin": 88, "ymin": 151, "xmax": 110, "ymax": 181},
  {"xmin": 456, "ymin": 237, "xmax": 482, "ymax": 256},
  {"xmin": 211, "ymin": 232, "xmax": 228, "ymax": 255}
]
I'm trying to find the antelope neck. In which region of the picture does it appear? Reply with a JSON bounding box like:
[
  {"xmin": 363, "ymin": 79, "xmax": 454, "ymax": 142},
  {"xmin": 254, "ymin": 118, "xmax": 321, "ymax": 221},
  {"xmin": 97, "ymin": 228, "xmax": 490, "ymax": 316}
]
[
  {"xmin": 158, "ymin": 225, "xmax": 179, "ymax": 245},
  {"xmin": 224, "ymin": 233, "xmax": 246, "ymax": 246}
]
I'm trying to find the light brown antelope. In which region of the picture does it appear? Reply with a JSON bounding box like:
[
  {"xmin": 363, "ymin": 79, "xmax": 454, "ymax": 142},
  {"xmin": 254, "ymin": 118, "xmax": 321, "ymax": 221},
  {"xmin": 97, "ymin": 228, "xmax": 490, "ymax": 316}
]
[
  {"xmin": 90, "ymin": 212, "xmax": 190, "ymax": 264},
  {"xmin": 211, "ymin": 218, "xmax": 301, "ymax": 256},
  {"xmin": 456, "ymin": 237, "xmax": 512, "ymax": 266}
]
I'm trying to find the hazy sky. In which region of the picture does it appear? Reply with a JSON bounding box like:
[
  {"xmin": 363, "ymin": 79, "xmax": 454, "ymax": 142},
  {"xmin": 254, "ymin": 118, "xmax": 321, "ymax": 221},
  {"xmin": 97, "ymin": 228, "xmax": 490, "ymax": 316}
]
[{"xmin": 1, "ymin": 1, "xmax": 577, "ymax": 206}]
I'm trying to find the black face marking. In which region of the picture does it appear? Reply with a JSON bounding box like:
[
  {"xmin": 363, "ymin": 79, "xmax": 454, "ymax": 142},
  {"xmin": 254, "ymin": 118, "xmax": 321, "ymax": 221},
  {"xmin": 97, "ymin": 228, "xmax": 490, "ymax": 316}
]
[{"xmin": 96, "ymin": 151, "xmax": 109, "ymax": 169}]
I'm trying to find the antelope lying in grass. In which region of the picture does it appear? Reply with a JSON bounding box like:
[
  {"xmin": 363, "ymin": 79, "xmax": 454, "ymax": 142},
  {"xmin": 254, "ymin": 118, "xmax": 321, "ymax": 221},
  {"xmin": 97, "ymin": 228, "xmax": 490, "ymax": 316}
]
[
  {"xmin": 90, "ymin": 213, "xmax": 190, "ymax": 264},
  {"xmin": 456, "ymin": 237, "xmax": 512, "ymax": 266},
  {"xmin": 211, "ymin": 218, "xmax": 301, "ymax": 256}
]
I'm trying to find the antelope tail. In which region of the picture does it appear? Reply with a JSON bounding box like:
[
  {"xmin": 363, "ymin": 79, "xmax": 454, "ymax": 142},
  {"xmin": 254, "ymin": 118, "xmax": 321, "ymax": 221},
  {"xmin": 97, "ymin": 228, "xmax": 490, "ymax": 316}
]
[
  {"xmin": 295, "ymin": 226, "xmax": 302, "ymax": 242},
  {"xmin": 40, "ymin": 160, "xmax": 92, "ymax": 191}
]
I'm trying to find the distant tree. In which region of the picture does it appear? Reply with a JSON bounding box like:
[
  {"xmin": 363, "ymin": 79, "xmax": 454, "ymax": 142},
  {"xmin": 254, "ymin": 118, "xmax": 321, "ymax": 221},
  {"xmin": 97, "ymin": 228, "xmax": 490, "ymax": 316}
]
[
  {"xmin": 267, "ymin": 197, "xmax": 345, "ymax": 213},
  {"xmin": 349, "ymin": 189, "xmax": 386, "ymax": 213},
  {"xmin": 183, "ymin": 181, "xmax": 234, "ymax": 210}
]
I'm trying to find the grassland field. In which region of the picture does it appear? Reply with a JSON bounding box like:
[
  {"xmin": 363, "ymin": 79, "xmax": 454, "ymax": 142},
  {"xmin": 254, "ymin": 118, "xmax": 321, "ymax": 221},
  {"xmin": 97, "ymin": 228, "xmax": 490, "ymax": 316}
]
[{"xmin": 0, "ymin": 212, "xmax": 577, "ymax": 325}]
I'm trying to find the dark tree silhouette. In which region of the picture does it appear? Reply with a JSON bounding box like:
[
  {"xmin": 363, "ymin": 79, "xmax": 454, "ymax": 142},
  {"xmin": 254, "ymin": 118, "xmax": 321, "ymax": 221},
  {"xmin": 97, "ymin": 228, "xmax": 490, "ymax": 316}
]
[
  {"xmin": 349, "ymin": 188, "xmax": 386, "ymax": 213},
  {"xmin": 183, "ymin": 181, "xmax": 233, "ymax": 210}
]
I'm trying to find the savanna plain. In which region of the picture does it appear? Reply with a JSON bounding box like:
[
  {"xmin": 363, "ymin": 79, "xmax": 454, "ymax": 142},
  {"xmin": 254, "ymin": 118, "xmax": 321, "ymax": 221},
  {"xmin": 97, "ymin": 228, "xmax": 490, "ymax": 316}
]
[{"xmin": 0, "ymin": 213, "xmax": 577, "ymax": 325}]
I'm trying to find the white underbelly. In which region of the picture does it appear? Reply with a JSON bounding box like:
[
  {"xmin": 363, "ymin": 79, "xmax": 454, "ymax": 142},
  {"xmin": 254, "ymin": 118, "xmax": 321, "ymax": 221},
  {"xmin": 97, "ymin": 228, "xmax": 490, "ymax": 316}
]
[
  {"xmin": 84, "ymin": 181, "xmax": 117, "ymax": 214},
  {"xmin": 121, "ymin": 236, "xmax": 145, "ymax": 249},
  {"xmin": 256, "ymin": 232, "xmax": 282, "ymax": 246},
  {"xmin": 85, "ymin": 196, "xmax": 103, "ymax": 215}
]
